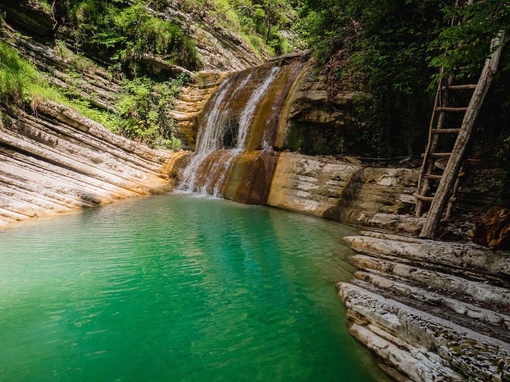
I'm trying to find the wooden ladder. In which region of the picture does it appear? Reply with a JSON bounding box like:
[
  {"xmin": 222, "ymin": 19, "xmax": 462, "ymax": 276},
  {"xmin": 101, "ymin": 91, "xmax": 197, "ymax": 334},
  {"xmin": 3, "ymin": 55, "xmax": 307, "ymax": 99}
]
[
  {"xmin": 414, "ymin": 72, "xmax": 473, "ymax": 219},
  {"xmin": 415, "ymin": 3, "xmax": 504, "ymax": 238}
]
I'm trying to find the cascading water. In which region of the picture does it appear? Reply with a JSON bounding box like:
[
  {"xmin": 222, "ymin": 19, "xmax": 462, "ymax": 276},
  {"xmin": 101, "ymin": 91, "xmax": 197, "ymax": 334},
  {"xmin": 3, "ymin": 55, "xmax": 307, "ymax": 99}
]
[
  {"xmin": 178, "ymin": 58, "xmax": 305, "ymax": 204},
  {"xmin": 179, "ymin": 66, "xmax": 280, "ymax": 195}
]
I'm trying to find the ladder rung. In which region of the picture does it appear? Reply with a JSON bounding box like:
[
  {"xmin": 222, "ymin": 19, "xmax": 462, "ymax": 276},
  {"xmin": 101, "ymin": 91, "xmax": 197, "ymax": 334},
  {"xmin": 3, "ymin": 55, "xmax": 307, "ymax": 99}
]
[
  {"xmin": 413, "ymin": 193, "xmax": 457, "ymax": 203},
  {"xmin": 414, "ymin": 193, "xmax": 434, "ymax": 202},
  {"xmin": 436, "ymin": 107, "xmax": 468, "ymax": 113},
  {"xmin": 429, "ymin": 152, "xmax": 451, "ymax": 158},
  {"xmin": 446, "ymin": 84, "xmax": 477, "ymax": 90},
  {"xmin": 424, "ymin": 174, "xmax": 443, "ymax": 180},
  {"xmin": 431, "ymin": 128, "xmax": 461, "ymax": 134},
  {"xmin": 423, "ymin": 172, "xmax": 464, "ymax": 180}
]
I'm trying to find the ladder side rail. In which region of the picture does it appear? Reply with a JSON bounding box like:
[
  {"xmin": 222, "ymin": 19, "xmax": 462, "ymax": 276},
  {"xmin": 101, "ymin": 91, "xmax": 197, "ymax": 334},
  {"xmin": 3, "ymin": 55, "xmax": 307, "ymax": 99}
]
[{"xmin": 415, "ymin": 73, "xmax": 451, "ymax": 216}]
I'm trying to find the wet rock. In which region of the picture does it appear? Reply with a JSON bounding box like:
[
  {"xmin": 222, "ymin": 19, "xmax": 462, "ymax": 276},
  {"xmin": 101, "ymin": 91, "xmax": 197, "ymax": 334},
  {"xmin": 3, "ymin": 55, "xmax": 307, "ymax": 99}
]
[{"xmin": 170, "ymin": 71, "xmax": 226, "ymax": 149}]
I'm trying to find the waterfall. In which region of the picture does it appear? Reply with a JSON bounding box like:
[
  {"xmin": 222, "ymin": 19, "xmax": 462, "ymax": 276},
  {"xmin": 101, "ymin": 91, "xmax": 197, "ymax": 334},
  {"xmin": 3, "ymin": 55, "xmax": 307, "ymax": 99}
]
[
  {"xmin": 179, "ymin": 66, "xmax": 280, "ymax": 195},
  {"xmin": 177, "ymin": 58, "xmax": 305, "ymax": 203},
  {"xmin": 236, "ymin": 66, "xmax": 280, "ymax": 150}
]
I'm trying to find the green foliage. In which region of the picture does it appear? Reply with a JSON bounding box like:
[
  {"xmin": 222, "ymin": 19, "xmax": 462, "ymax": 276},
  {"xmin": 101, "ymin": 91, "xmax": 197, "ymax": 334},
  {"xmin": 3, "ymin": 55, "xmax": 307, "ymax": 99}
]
[
  {"xmin": 0, "ymin": 41, "xmax": 117, "ymax": 129},
  {"xmin": 0, "ymin": 41, "xmax": 61, "ymax": 108},
  {"xmin": 298, "ymin": 0, "xmax": 444, "ymax": 157},
  {"xmin": 70, "ymin": 98, "xmax": 118, "ymax": 132},
  {"xmin": 180, "ymin": 0, "xmax": 297, "ymax": 56},
  {"xmin": 59, "ymin": 0, "xmax": 199, "ymax": 71},
  {"xmin": 429, "ymin": 0, "xmax": 509, "ymax": 78},
  {"xmin": 297, "ymin": 0, "xmax": 509, "ymax": 157},
  {"xmin": 231, "ymin": 0, "xmax": 295, "ymax": 54},
  {"xmin": 0, "ymin": 40, "xmax": 182, "ymax": 149},
  {"xmin": 116, "ymin": 76, "xmax": 185, "ymax": 149},
  {"xmin": 36, "ymin": 0, "xmax": 55, "ymax": 14},
  {"xmin": 0, "ymin": 40, "xmax": 39, "ymax": 105}
]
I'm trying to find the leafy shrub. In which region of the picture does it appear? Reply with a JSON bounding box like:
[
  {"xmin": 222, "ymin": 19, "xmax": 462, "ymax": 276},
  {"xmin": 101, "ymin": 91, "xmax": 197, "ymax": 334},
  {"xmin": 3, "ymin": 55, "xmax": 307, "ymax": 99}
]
[
  {"xmin": 116, "ymin": 76, "xmax": 185, "ymax": 149},
  {"xmin": 59, "ymin": 0, "xmax": 199, "ymax": 71},
  {"xmin": 297, "ymin": 0, "xmax": 448, "ymax": 157}
]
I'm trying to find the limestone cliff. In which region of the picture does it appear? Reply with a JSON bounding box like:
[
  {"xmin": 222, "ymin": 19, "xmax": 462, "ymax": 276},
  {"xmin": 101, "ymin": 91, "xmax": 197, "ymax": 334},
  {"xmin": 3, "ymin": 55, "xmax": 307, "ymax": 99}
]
[{"xmin": 267, "ymin": 152, "xmax": 419, "ymax": 229}]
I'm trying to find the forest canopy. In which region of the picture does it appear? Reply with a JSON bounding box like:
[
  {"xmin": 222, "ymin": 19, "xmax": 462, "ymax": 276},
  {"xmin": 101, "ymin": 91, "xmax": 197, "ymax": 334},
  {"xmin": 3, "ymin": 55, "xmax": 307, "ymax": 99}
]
[{"xmin": 295, "ymin": 0, "xmax": 509, "ymax": 157}]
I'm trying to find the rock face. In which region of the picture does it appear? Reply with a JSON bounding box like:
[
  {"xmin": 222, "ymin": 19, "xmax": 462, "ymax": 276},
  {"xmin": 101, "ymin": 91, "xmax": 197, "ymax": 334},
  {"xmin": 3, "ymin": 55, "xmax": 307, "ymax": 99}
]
[
  {"xmin": 0, "ymin": 0, "xmax": 263, "ymax": 72},
  {"xmin": 138, "ymin": 1, "xmax": 265, "ymax": 71},
  {"xmin": 267, "ymin": 152, "xmax": 419, "ymax": 229},
  {"xmin": 0, "ymin": 103, "xmax": 171, "ymax": 229},
  {"xmin": 170, "ymin": 71, "xmax": 227, "ymax": 149},
  {"xmin": 278, "ymin": 59, "xmax": 372, "ymax": 155},
  {"xmin": 0, "ymin": 0, "xmax": 56, "ymax": 38},
  {"xmin": 340, "ymin": 231, "xmax": 510, "ymax": 381}
]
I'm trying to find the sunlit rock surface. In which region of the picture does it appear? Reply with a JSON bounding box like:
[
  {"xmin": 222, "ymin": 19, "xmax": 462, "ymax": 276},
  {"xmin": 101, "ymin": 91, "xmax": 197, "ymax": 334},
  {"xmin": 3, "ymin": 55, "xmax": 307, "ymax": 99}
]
[
  {"xmin": 267, "ymin": 152, "xmax": 417, "ymax": 227},
  {"xmin": 0, "ymin": 103, "xmax": 172, "ymax": 228}
]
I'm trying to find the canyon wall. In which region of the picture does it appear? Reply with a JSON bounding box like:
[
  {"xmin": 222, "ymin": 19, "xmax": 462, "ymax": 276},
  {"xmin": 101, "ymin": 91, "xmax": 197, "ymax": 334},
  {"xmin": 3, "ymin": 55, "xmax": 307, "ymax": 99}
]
[
  {"xmin": 0, "ymin": 0, "xmax": 266, "ymax": 229},
  {"xmin": 267, "ymin": 152, "xmax": 418, "ymax": 229}
]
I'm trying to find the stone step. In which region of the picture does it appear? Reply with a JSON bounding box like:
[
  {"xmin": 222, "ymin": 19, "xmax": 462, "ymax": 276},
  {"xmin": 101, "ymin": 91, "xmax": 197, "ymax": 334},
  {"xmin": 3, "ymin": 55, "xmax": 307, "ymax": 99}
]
[
  {"xmin": 348, "ymin": 323, "xmax": 464, "ymax": 382},
  {"xmin": 344, "ymin": 234, "xmax": 510, "ymax": 282},
  {"xmin": 350, "ymin": 254, "xmax": 510, "ymax": 307}
]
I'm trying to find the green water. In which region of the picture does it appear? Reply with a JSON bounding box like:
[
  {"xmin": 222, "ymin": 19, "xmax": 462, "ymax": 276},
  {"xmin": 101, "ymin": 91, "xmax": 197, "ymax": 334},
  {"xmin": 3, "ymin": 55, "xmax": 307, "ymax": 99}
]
[{"xmin": 0, "ymin": 195, "xmax": 387, "ymax": 381}]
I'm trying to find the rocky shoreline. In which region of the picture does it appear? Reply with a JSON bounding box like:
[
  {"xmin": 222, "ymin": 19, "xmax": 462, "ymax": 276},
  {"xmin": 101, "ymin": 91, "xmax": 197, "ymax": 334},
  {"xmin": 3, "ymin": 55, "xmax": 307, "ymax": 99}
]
[{"xmin": 340, "ymin": 231, "xmax": 510, "ymax": 381}]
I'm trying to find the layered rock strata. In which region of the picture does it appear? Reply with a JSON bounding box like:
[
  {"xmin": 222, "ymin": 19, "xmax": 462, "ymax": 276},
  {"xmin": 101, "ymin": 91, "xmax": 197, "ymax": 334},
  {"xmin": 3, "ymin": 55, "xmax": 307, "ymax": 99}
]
[
  {"xmin": 0, "ymin": 103, "xmax": 171, "ymax": 229},
  {"xmin": 170, "ymin": 71, "xmax": 227, "ymax": 148},
  {"xmin": 158, "ymin": 2, "xmax": 265, "ymax": 70},
  {"xmin": 340, "ymin": 231, "xmax": 510, "ymax": 381},
  {"xmin": 267, "ymin": 152, "xmax": 419, "ymax": 230},
  {"xmin": 0, "ymin": 0, "xmax": 263, "ymax": 72}
]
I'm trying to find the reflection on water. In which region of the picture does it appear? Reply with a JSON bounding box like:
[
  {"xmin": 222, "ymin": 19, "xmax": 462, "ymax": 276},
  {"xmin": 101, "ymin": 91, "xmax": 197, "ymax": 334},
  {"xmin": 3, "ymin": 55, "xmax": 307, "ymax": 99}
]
[{"xmin": 0, "ymin": 194, "xmax": 388, "ymax": 381}]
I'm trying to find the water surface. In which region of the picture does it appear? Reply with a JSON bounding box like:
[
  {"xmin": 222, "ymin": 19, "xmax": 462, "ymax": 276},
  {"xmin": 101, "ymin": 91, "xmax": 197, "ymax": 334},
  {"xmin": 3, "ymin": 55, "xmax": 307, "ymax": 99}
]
[{"xmin": 0, "ymin": 195, "xmax": 387, "ymax": 381}]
